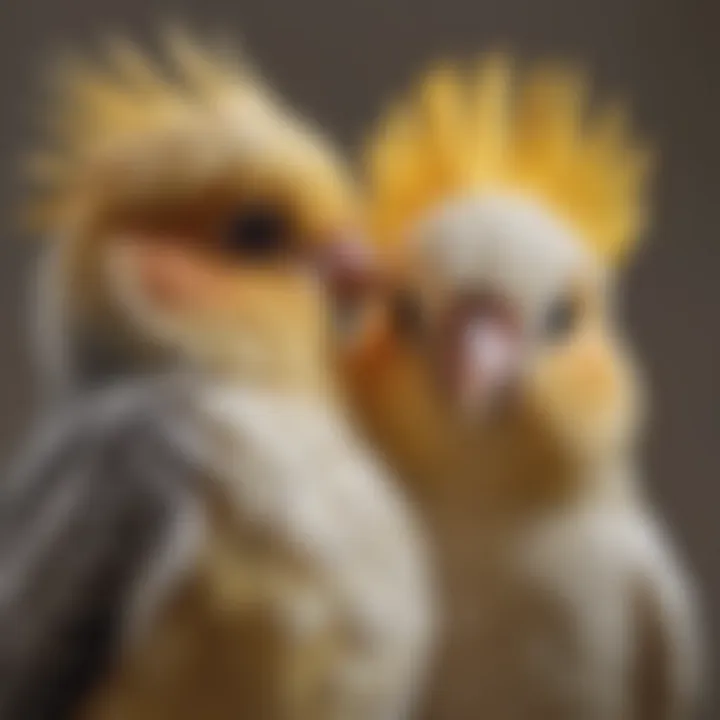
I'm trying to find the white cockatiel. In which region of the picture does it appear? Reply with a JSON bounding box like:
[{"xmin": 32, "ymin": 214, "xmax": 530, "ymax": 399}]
[
  {"xmin": 345, "ymin": 58, "xmax": 702, "ymax": 719},
  {"xmin": 0, "ymin": 33, "xmax": 433, "ymax": 720}
]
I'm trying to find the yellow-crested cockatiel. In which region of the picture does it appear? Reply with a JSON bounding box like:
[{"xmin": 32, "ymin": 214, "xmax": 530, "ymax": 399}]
[
  {"xmin": 0, "ymin": 32, "xmax": 433, "ymax": 720},
  {"xmin": 344, "ymin": 57, "xmax": 702, "ymax": 719}
]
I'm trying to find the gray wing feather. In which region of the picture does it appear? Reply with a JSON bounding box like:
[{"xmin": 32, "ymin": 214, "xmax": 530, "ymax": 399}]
[{"xmin": 0, "ymin": 383, "xmax": 203, "ymax": 720}]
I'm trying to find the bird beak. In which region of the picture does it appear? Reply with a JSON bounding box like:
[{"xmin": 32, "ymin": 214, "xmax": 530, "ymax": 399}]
[
  {"xmin": 316, "ymin": 234, "xmax": 384, "ymax": 346},
  {"xmin": 441, "ymin": 295, "xmax": 521, "ymax": 417},
  {"xmin": 316, "ymin": 233, "xmax": 379, "ymax": 295}
]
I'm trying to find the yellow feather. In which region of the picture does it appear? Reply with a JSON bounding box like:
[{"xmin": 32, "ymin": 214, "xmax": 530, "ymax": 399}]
[
  {"xmin": 366, "ymin": 57, "xmax": 652, "ymax": 266},
  {"xmin": 416, "ymin": 65, "xmax": 470, "ymax": 186},
  {"xmin": 470, "ymin": 54, "xmax": 513, "ymax": 186},
  {"xmin": 27, "ymin": 33, "xmax": 286, "ymax": 233}
]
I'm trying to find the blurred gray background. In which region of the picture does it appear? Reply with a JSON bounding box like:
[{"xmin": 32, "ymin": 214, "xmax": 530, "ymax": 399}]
[{"xmin": 0, "ymin": 0, "xmax": 718, "ymax": 714}]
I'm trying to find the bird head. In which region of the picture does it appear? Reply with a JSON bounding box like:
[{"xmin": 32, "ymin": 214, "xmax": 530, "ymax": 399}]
[
  {"xmin": 29, "ymin": 31, "xmax": 369, "ymax": 395},
  {"xmin": 346, "ymin": 58, "xmax": 651, "ymax": 481}
]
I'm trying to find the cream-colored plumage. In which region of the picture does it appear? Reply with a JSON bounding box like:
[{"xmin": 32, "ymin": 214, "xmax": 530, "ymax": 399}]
[
  {"xmin": 345, "ymin": 59, "xmax": 701, "ymax": 719},
  {"xmin": 81, "ymin": 382, "xmax": 432, "ymax": 720}
]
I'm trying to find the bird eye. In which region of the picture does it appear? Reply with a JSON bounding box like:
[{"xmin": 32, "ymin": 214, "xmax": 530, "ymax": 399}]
[
  {"xmin": 544, "ymin": 294, "xmax": 580, "ymax": 340},
  {"xmin": 224, "ymin": 205, "xmax": 291, "ymax": 260},
  {"xmin": 392, "ymin": 289, "xmax": 424, "ymax": 340}
]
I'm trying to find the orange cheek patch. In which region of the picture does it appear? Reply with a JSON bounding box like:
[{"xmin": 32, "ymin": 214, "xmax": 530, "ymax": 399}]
[
  {"xmin": 565, "ymin": 341, "xmax": 619, "ymax": 407},
  {"xmin": 120, "ymin": 239, "xmax": 244, "ymax": 315},
  {"xmin": 531, "ymin": 334, "xmax": 623, "ymax": 425}
]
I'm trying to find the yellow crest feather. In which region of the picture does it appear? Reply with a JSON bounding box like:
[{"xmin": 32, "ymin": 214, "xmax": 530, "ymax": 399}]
[
  {"xmin": 26, "ymin": 30, "xmax": 335, "ymax": 232},
  {"xmin": 25, "ymin": 31, "xmax": 253, "ymax": 227},
  {"xmin": 366, "ymin": 57, "xmax": 653, "ymax": 265},
  {"xmin": 43, "ymin": 33, "xmax": 246, "ymax": 154}
]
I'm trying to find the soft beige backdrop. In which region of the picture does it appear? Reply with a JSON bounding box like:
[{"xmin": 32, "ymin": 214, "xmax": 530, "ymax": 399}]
[{"xmin": 0, "ymin": 0, "xmax": 718, "ymax": 715}]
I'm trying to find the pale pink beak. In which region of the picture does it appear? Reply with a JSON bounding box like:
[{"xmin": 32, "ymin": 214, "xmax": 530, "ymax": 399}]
[
  {"xmin": 317, "ymin": 235, "xmax": 379, "ymax": 297},
  {"xmin": 316, "ymin": 235, "xmax": 385, "ymax": 347},
  {"xmin": 441, "ymin": 295, "xmax": 521, "ymax": 415}
]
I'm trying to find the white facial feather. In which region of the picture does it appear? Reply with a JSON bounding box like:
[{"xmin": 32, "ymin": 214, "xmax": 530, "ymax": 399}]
[{"xmin": 410, "ymin": 192, "xmax": 598, "ymax": 328}]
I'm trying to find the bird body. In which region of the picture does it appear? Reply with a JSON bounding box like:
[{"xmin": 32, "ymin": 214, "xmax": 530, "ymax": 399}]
[
  {"xmin": 351, "ymin": 323, "xmax": 698, "ymax": 720},
  {"xmin": 347, "ymin": 58, "xmax": 702, "ymax": 719},
  {"xmin": 413, "ymin": 468, "xmax": 696, "ymax": 720},
  {"xmin": 0, "ymin": 33, "xmax": 433, "ymax": 720},
  {"xmin": 67, "ymin": 379, "xmax": 430, "ymax": 720}
]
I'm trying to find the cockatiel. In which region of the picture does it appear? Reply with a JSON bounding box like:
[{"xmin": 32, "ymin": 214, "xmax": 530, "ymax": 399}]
[
  {"xmin": 344, "ymin": 58, "xmax": 702, "ymax": 719},
  {"xmin": 0, "ymin": 33, "xmax": 432, "ymax": 720}
]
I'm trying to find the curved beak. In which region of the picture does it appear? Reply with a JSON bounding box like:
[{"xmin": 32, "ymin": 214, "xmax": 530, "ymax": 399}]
[
  {"xmin": 441, "ymin": 294, "xmax": 521, "ymax": 416},
  {"xmin": 315, "ymin": 234, "xmax": 386, "ymax": 351},
  {"xmin": 316, "ymin": 234, "xmax": 380, "ymax": 296}
]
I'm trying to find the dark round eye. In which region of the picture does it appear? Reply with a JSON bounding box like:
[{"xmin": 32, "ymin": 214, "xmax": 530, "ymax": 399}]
[
  {"xmin": 392, "ymin": 289, "xmax": 424, "ymax": 340},
  {"xmin": 225, "ymin": 205, "xmax": 290, "ymax": 260},
  {"xmin": 544, "ymin": 294, "xmax": 580, "ymax": 340}
]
